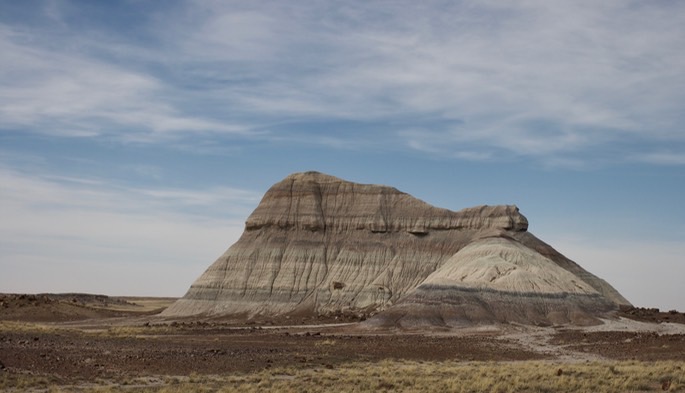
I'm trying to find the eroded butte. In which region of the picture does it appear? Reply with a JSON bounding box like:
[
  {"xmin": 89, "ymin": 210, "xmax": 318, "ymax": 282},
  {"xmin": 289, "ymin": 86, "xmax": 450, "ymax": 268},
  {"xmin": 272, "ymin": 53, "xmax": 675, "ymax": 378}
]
[{"xmin": 163, "ymin": 171, "xmax": 630, "ymax": 327}]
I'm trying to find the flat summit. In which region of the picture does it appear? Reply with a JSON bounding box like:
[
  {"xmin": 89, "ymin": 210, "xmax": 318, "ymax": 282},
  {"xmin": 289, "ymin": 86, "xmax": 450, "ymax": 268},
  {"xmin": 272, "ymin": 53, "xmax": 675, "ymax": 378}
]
[{"xmin": 163, "ymin": 171, "xmax": 630, "ymax": 326}]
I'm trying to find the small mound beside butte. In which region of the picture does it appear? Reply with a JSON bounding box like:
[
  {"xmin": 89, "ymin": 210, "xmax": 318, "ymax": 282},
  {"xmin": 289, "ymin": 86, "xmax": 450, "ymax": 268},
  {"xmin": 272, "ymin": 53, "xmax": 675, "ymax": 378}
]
[{"xmin": 163, "ymin": 171, "xmax": 630, "ymax": 327}]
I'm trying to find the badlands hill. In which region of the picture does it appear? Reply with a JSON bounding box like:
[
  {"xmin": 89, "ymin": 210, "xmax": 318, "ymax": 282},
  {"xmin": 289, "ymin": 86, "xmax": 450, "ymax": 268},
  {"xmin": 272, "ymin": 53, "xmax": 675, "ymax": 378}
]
[{"xmin": 163, "ymin": 171, "xmax": 630, "ymax": 326}]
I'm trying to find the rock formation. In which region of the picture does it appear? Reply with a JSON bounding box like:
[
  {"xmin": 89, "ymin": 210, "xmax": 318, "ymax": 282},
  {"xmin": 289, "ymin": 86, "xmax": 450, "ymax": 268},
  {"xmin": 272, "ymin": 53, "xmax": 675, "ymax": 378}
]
[{"xmin": 163, "ymin": 171, "xmax": 630, "ymax": 326}]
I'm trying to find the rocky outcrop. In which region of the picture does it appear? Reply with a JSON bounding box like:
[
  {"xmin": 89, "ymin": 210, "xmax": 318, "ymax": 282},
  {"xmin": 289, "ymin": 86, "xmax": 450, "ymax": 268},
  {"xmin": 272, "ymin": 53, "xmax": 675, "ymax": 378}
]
[
  {"xmin": 163, "ymin": 171, "xmax": 630, "ymax": 326},
  {"xmin": 244, "ymin": 172, "xmax": 528, "ymax": 234}
]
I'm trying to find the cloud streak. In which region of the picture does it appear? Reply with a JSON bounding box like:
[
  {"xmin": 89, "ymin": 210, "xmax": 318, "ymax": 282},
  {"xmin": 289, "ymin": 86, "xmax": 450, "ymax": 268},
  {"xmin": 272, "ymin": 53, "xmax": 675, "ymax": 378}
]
[
  {"xmin": 0, "ymin": 25, "xmax": 246, "ymax": 140},
  {"xmin": 170, "ymin": 1, "xmax": 685, "ymax": 163},
  {"xmin": 1, "ymin": 1, "xmax": 684, "ymax": 165},
  {"xmin": 0, "ymin": 165, "xmax": 260, "ymax": 295}
]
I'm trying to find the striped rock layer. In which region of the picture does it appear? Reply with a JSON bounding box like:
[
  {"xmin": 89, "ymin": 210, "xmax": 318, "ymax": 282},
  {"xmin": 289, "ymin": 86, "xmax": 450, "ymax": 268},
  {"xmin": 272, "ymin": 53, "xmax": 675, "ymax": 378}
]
[{"xmin": 163, "ymin": 171, "xmax": 630, "ymax": 326}]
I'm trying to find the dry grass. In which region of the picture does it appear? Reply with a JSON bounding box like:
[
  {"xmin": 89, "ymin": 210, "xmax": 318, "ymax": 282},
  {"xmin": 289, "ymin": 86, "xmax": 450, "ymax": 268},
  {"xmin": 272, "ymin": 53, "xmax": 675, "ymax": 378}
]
[
  {"xmin": 0, "ymin": 320, "xmax": 67, "ymax": 334},
  {"xmin": 2, "ymin": 360, "xmax": 684, "ymax": 392},
  {"xmin": 314, "ymin": 338, "xmax": 337, "ymax": 347},
  {"xmin": 99, "ymin": 325, "xmax": 176, "ymax": 337},
  {"xmin": 0, "ymin": 321, "xmax": 172, "ymax": 338}
]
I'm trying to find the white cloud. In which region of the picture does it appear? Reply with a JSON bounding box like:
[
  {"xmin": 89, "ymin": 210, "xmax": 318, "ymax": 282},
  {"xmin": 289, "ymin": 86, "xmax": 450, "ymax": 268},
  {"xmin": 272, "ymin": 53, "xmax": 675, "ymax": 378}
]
[
  {"xmin": 0, "ymin": 166, "xmax": 260, "ymax": 296},
  {"xmin": 0, "ymin": 25, "xmax": 247, "ymax": 140},
  {"xmin": 1, "ymin": 1, "xmax": 684, "ymax": 164},
  {"xmin": 170, "ymin": 1, "xmax": 685, "ymax": 162}
]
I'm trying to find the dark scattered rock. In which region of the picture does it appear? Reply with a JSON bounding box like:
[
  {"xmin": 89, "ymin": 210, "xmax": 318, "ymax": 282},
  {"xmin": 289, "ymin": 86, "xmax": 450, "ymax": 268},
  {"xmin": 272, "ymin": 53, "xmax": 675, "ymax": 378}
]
[{"xmin": 619, "ymin": 306, "xmax": 685, "ymax": 324}]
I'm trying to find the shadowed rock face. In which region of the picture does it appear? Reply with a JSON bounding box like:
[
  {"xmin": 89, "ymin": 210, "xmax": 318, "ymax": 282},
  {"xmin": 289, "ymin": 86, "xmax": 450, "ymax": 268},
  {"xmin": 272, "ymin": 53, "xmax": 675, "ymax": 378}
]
[{"xmin": 163, "ymin": 171, "xmax": 630, "ymax": 326}]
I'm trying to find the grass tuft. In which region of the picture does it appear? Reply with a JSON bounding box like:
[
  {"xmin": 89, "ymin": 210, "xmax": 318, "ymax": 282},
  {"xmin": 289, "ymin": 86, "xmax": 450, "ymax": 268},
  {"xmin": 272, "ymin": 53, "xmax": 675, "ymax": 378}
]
[{"xmin": 2, "ymin": 359, "xmax": 685, "ymax": 392}]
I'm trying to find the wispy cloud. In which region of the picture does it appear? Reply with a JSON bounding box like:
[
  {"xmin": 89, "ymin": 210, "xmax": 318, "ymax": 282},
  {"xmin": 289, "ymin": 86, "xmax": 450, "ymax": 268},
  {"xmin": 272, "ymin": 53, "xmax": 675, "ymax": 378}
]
[
  {"xmin": 634, "ymin": 152, "xmax": 685, "ymax": 166},
  {"xmin": 0, "ymin": 165, "xmax": 260, "ymax": 295},
  {"xmin": 158, "ymin": 1, "xmax": 685, "ymax": 164},
  {"xmin": 0, "ymin": 24, "xmax": 247, "ymax": 140},
  {"xmin": 1, "ymin": 1, "xmax": 684, "ymax": 164}
]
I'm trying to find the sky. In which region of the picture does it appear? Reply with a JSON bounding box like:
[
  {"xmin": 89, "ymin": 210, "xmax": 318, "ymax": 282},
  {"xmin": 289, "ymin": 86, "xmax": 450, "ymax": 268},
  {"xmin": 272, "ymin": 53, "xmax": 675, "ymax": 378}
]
[{"xmin": 1, "ymin": 1, "xmax": 684, "ymax": 311}]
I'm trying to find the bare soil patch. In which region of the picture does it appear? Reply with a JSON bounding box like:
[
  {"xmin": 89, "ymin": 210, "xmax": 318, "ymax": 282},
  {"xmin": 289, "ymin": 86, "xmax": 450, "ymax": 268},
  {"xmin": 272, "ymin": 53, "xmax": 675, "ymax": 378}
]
[
  {"xmin": 550, "ymin": 329, "xmax": 685, "ymax": 361},
  {"xmin": 1, "ymin": 294, "xmax": 684, "ymax": 391}
]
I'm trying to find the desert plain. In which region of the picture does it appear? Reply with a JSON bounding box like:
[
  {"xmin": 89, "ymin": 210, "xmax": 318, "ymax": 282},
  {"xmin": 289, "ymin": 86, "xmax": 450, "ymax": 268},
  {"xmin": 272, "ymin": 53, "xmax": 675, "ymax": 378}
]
[{"xmin": 1, "ymin": 293, "xmax": 685, "ymax": 392}]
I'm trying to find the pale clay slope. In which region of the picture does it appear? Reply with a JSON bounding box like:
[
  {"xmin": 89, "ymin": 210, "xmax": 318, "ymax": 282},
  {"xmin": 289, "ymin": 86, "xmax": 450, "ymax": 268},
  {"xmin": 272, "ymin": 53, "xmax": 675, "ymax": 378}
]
[
  {"xmin": 423, "ymin": 238, "xmax": 598, "ymax": 295},
  {"xmin": 163, "ymin": 171, "xmax": 629, "ymax": 326},
  {"xmin": 368, "ymin": 237, "xmax": 616, "ymax": 327}
]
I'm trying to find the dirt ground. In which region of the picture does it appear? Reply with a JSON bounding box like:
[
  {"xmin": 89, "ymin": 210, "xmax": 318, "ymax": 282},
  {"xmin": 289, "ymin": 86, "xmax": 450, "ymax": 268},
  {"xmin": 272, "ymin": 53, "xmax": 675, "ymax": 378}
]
[
  {"xmin": 550, "ymin": 329, "xmax": 685, "ymax": 361},
  {"xmin": 0, "ymin": 325, "xmax": 546, "ymax": 381},
  {"xmin": 1, "ymin": 294, "xmax": 685, "ymax": 388}
]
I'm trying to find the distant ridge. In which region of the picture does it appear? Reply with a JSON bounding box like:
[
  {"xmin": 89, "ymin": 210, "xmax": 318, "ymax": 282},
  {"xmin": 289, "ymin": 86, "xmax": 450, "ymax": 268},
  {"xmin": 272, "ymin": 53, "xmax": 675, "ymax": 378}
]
[{"xmin": 163, "ymin": 171, "xmax": 630, "ymax": 326}]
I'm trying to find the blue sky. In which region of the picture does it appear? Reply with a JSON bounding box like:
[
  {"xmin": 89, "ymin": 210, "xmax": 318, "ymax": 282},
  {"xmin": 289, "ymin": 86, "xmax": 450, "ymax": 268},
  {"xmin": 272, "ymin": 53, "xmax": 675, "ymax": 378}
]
[{"xmin": 1, "ymin": 1, "xmax": 684, "ymax": 310}]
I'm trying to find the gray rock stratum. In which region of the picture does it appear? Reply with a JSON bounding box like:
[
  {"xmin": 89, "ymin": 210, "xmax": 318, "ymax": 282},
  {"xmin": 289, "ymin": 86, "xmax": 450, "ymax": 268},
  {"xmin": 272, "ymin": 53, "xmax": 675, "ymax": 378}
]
[{"xmin": 163, "ymin": 171, "xmax": 630, "ymax": 326}]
